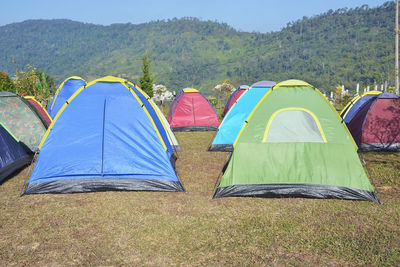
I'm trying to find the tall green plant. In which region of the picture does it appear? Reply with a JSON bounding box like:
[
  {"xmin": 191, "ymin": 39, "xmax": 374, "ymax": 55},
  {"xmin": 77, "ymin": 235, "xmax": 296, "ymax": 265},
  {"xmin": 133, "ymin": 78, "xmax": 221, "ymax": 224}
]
[
  {"xmin": 13, "ymin": 64, "xmax": 54, "ymax": 104},
  {"xmin": 139, "ymin": 53, "xmax": 154, "ymax": 97}
]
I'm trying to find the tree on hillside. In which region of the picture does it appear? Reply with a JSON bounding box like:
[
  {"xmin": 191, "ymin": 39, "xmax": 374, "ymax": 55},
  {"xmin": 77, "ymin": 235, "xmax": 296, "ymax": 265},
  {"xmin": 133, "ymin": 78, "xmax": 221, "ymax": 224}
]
[
  {"xmin": 139, "ymin": 53, "xmax": 154, "ymax": 97},
  {"xmin": 0, "ymin": 2, "xmax": 396, "ymax": 94}
]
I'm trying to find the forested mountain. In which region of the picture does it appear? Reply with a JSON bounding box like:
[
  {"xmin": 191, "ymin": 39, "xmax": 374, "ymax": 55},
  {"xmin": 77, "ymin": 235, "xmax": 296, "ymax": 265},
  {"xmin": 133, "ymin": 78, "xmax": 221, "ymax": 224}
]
[{"xmin": 0, "ymin": 2, "xmax": 395, "ymax": 93}]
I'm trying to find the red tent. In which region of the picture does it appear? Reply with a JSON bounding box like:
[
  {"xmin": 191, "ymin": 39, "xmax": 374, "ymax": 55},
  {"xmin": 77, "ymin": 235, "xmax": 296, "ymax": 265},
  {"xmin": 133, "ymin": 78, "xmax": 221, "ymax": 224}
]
[
  {"xmin": 222, "ymin": 85, "xmax": 249, "ymax": 116},
  {"xmin": 347, "ymin": 93, "xmax": 400, "ymax": 151},
  {"xmin": 24, "ymin": 96, "xmax": 52, "ymax": 126},
  {"xmin": 168, "ymin": 88, "xmax": 220, "ymax": 131}
]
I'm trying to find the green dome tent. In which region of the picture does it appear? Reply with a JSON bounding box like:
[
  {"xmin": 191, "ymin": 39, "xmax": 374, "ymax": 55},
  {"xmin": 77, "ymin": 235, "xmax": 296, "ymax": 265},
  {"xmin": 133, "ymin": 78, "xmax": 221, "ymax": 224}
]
[{"xmin": 213, "ymin": 80, "xmax": 378, "ymax": 202}]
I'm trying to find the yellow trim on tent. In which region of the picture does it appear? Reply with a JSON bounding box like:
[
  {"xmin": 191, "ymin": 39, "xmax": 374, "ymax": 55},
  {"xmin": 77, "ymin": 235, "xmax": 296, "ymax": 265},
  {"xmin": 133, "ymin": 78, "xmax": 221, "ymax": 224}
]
[
  {"xmin": 340, "ymin": 95, "xmax": 361, "ymax": 116},
  {"xmin": 272, "ymin": 79, "xmax": 313, "ymax": 88},
  {"xmin": 233, "ymin": 80, "xmax": 358, "ymax": 150},
  {"xmin": 125, "ymin": 80, "xmax": 170, "ymax": 139},
  {"xmin": 39, "ymin": 82, "xmax": 87, "ymax": 148},
  {"xmin": 0, "ymin": 121, "xmax": 19, "ymax": 142},
  {"xmin": 261, "ymin": 107, "xmax": 327, "ymax": 143},
  {"xmin": 340, "ymin": 90, "xmax": 382, "ymax": 117},
  {"xmin": 311, "ymin": 85, "xmax": 358, "ymax": 150},
  {"xmin": 183, "ymin": 88, "xmax": 199, "ymax": 93},
  {"xmin": 120, "ymin": 82, "xmax": 167, "ymax": 151},
  {"xmin": 50, "ymin": 76, "xmax": 86, "ymax": 111},
  {"xmin": 24, "ymin": 96, "xmax": 52, "ymax": 122},
  {"xmin": 233, "ymin": 88, "xmax": 274, "ymax": 147},
  {"xmin": 39, "ymin": 76, "xmax": 168, "ymax": 151},
  {"xmin": 93, "ymin": 76, "xmax": 126, "ymax": 83}
]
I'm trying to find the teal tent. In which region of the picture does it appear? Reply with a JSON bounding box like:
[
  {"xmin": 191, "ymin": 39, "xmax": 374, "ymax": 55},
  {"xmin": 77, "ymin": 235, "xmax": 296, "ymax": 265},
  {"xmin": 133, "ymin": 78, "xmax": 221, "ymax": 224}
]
[{"xmin": 209, "ymin": 80, "xmax": 276, "ymax": 151}]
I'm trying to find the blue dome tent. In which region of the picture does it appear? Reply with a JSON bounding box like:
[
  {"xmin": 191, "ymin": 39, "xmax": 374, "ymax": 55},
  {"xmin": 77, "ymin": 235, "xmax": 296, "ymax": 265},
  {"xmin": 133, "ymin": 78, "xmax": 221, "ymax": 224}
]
[
  {"xmin": 25, "ymin": 76, "xmax": 184, "ymax": 194},
  {"xmin": 222, "ymin": 85, "xmax": 249, "ymax": 117},
  {"xmin": 47, "ymin": 76, "xmax": 87, "ymax": 119},
  {"xmin": 0, "ymin": 122, "xmax": 32, "ymax": 183},
  {"xmin": 340, "ymin": 91, "xmax": 382, "ymax": 124}
]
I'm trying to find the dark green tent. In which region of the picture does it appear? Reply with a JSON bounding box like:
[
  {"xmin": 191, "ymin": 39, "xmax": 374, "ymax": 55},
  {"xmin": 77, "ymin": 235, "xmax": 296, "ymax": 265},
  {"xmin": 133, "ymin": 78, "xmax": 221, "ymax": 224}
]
[{"xmin": 213, "ymin": 80, "xmax": 378, "ymax": 202}]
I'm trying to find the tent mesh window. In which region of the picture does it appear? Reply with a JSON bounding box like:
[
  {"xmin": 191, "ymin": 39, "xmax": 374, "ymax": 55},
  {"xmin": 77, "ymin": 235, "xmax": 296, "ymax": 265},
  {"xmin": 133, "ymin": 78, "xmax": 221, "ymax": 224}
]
[{"xmin": 264, "ymin": 109, "xmax": 325, "ymax": 143}]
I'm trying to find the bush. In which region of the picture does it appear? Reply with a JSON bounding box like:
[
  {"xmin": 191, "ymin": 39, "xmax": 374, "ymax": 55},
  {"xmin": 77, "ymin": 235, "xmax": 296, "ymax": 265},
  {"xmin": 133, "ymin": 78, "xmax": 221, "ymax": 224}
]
[
  {"xmin": 13, "ymin": 64, "xmax": 54, "ymax": 105},
  {"xmin": 0, "ymin": 71, "xmax": 15, "ymax": 92},
  {"xmin": 208, "ymin": 97, "xmax": 218, "ymax": 108}
]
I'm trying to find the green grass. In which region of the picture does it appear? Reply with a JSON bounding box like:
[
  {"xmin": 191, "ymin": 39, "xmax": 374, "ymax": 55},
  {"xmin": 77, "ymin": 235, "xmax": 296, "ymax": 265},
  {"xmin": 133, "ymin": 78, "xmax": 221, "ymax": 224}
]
[
  {"xmin": 361, "ymin": 152, "xmax": 400, "ymax": 186},
  {"xmin": 1, "ymin": 131, "xmax": 399, "ymax": 266}
]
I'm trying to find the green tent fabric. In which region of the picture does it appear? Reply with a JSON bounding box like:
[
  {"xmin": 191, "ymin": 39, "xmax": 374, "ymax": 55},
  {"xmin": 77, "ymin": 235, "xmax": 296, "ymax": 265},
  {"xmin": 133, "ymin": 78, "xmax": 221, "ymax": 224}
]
[
  {"xmin": 0, "ymin": 92, "xmax": 47, "ymax": 152},
  {"xmin": 213, "ymin": 80, "xmax": 378, "ymax": 202}
]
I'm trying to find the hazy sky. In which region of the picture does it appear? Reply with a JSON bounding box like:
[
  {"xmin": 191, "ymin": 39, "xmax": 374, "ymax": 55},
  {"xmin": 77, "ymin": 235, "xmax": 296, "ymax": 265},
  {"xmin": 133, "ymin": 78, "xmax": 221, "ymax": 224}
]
[{"xmin": 1, "ymin": 0, "xmax": 389, "ymax": 32}]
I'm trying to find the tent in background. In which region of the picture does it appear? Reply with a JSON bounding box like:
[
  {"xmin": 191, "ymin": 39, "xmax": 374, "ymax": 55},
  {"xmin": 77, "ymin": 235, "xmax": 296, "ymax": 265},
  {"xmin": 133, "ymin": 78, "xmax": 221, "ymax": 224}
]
[
  {"xmin": 209, "ymin": 80, "xmax": 276, "ymax": 151},
  {"xmin": 213, "ymin": 80, "xmax": 378, "ymax": 202},
  {"xmin": 222, "ymin": 85, "xmax": 249, "ymax": 117},
  {"xmin": 24, "ymin": 96, "xmax": 52, "ymax": 126},
  {"xmin": 0, "ymin": 122, "xmax": 32, "ymax": 183},
  {"xmin": 168, "ymin": 88, "xmax": 220, "ymax": 131},
  {"xmin": 47, "ymin": 76, "xmax": 86, "ymax": 118},
  {"xmin": 344, "ymin": 93, "xmax": 400, "ymax": 151},
  {"xmin": 0, "ymin": 92, "xmax": 47, "ymax": 152},
  {"xmin": 340, "ymin": 91, "xmax": 382, "ymax": 124},
  {"xmin": 24, "ymin": 76, "xmax": 184, "ymax": 194}
]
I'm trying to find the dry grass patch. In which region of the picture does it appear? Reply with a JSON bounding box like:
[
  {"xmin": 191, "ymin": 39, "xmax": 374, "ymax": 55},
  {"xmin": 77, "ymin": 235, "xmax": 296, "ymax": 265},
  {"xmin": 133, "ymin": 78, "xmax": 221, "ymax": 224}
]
[{"xmin": 0, "ymin": 131, "xmax": 399, "ymax": 266}]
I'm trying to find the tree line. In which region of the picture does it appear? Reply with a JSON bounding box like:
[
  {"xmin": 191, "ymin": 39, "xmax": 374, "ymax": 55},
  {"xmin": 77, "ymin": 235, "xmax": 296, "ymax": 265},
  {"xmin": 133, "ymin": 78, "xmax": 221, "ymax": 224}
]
[{"xmin": 0, "ymin": 1, "xmax": 396, "ymax": 95}]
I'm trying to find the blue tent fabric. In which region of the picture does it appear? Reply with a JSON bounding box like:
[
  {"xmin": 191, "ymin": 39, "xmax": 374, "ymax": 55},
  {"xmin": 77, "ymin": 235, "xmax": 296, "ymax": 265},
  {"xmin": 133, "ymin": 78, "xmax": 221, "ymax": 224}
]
[
  {"xmin": 0, "ymin": 123, "xmax": 32, "ymax": 183},
  {"xmin": 127, "ymin": 84, "xmax": 173, "ymax": 155},
  {"xmin": 208, "ymin": 80, "xmax": 276, "ymax": 151},
  {"xmin": 25, "ymin": 78, "xmax": 184, "ymax": 194},
  {"xmin": 342, "ymin": 94, "xmax": 378, "ymax": 124},
  {"xmin": 47, "ymin": 77, "xmax": 86, "ymax": 119},
  {"xmin": 376, "ymin": 92, "xmax": 399, "ymax": 99},
  {"xmin": 250, "ymin": 81, "xmax": 276, "ymax": 88}
]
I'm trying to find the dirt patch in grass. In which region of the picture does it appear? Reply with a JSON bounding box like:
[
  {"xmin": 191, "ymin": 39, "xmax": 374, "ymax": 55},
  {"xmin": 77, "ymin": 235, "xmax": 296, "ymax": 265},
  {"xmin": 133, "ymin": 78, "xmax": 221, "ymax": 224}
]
[{"xmin": 1, "ymin": 132, "xmax": 399, "ymax": 266}]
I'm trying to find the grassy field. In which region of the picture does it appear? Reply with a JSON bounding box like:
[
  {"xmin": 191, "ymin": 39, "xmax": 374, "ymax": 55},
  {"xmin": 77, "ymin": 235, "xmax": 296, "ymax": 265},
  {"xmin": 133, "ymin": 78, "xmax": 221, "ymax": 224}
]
[{"xmin": 1, "ymin": 131, "xmax": 399, "ymax": 266}]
